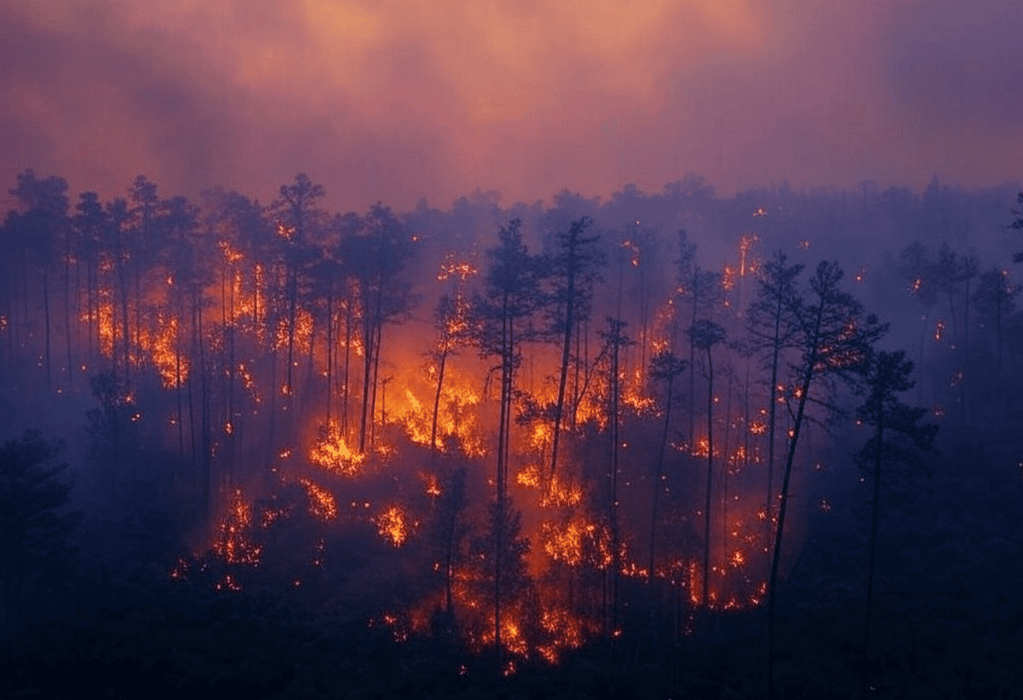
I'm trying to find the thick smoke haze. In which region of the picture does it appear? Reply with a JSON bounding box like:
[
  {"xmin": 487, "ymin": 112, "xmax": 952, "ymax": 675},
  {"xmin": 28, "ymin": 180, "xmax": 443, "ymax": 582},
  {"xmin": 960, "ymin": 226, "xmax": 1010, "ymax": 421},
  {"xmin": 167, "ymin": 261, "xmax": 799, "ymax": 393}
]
[{"xmin": 2, "ymin": 0, "xmax": 1020, "ymax": 210}]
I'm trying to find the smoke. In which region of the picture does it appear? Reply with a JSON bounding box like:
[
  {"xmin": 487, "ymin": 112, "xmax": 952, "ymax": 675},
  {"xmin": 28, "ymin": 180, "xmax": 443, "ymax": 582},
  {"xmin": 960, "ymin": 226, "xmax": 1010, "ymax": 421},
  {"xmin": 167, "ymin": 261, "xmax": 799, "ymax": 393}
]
[{"xmin": 1, "ymin": 0, "xmax": 1019, "ymax": 211}]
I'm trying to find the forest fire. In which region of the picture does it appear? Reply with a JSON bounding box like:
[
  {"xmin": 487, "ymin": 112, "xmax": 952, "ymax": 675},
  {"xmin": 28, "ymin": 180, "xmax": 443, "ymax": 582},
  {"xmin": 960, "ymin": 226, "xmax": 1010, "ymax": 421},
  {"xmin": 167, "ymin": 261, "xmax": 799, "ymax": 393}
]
[
  {"xmin": 212, "ymin": 489, "xmax": 262, "ymax": 565},
  {"xmin": 375, "ymin": 505, "xmax": 413, "ymax": 547},
  {"xmin": 298, "ymin": 477, "xmax": 338, "ymax": 521},
  {"xmin": 310, "ymin": 424, "xmax": 364, "ymax": 476},
  {"xmin": 5, "ymin": 163, "xmax": 997, "ymax": 700}
]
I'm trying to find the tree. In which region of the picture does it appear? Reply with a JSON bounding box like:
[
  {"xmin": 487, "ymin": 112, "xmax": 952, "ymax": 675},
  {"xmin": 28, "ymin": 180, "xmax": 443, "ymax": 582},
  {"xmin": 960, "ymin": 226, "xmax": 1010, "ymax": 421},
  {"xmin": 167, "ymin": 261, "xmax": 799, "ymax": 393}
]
[
  {"xmin": 475, "ymin": 496, "xmax": 531, "ymax": 673},
  {"xmin": 342, "ymin": 204, "xmax": 416, "ymax": 452},
  {"xmin": 766, "ymin": 261, "xmax": 887, "ymax": 699},
  {"xmin": 72, "ymin": 193, "xmax": 107, "ymax": 370},
  {"xmin": 544, "ymin": 216, "xmax": 603, "ymax": 484},
  {"xmin": 270, "ymin": 174, "xmax": 326, "ymax": 403},
  {"xmin": 599, "ymin": 316, "xmax": 632, "ymax": 628},
  {"xmin": 475, "ymin": 218, "xmax": 543, "ymax": 664},
  {"xmin": 428, "ymin": 293, "xmax": 473, "ymax": 452},
  {"xmin": 855, "ymin": 350, "xmax": 936, "ymax": 692},
  {"xmin": 689, "ymin": 319, "xmax": 726, "ymax": 606},
  {"xmin": 5, "ymin": 170, "xmax": 70, "ymax": 388},
  {"xmin": 647, "ymin": 350, "xmax": 687, "ymax": 584},
  {"xmin": 0, "ymin": 430, "xmax": 79, "ymax": 655},
  {"xmin": 1011, "ymin": 192, "xmax": 1023, "ymax": 263},
  {"xmin": 429, "ymin": 465, "xmax": 470, "ymax": 617},
  {"xmin": 972, "ymin": 268, "xmax": 1019, "ymax": 417},
  {"xmin": 745, "ymin": 251, "xmax": 803, "ymax": 537},
  {"xmin": 680, "ymin": 264, "xmax": 723, "ymax": 444}
]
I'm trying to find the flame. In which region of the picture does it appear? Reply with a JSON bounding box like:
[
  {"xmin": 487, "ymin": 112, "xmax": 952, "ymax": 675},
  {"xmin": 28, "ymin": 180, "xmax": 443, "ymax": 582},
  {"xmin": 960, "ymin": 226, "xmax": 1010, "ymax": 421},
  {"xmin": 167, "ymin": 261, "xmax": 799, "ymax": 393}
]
[
  {"xmin": 310, "ymin": 424, "xmax": 365, "ymax": 476},
  {"xmin": 375, "ymin": 505, "xmax": 412, "ymax": 547},
  {"xmin": 299, "ymin": 477, "xmax": 338, "ymax": 521},
  {"xmin": 212, "ymin": 488, "xmax": 262, "ymax": 565}
]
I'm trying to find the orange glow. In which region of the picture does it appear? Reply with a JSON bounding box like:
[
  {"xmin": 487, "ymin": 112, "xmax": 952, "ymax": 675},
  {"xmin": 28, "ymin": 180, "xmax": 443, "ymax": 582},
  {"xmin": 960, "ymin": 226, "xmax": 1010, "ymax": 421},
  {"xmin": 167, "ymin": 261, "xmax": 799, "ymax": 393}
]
[
  {"xmin": 310, "ymin": 424, "xmax": 365, "ymax": 476},
  {"xmin": 375, "ymin": 505, "xmax": 413, "ymax": 547},
  {"xmin": 299, "ymin": 477, "xmax": 338, "ymax": 521},
  {"xmin": 212, "ymin": 488, "xmax": 262, "ymax": 565}
]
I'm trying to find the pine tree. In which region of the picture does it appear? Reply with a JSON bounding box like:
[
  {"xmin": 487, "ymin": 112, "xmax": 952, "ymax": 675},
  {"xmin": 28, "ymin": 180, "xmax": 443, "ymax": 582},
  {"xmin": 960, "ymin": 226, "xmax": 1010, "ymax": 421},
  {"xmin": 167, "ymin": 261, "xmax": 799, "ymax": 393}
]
[
  {"xmin": 766, "ymin": 261, "xmax": 887, "ymax": 699},
  {"xmin": 855, "ymin": 350, "xmax": 936, "ymax": 692}
]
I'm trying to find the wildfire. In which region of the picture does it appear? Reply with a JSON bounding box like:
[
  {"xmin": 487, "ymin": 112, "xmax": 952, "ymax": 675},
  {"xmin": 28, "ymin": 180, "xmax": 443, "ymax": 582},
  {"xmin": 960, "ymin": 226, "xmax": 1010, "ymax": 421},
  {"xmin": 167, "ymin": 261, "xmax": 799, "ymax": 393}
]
[
  {"xmin": 423, "ymin": 472, "xmax": 442, "ymax": 498},
  {"xmin": 375, "ymin": 505, "xmax": 412, "ymax": 547},
  {"xmin": 310, "ymin": 424, "xmax": 364, "ymax": 476},
  {"xmin": 212, "ymin": 488, "xmax": 262, "ymax": 565},
  {"xmin": 299, "ymin": 477, "xmax": 338, "ymax": 521},
  {"xmin": 437, "ymin": 254, "xmax": 479, "ymax": 281}
]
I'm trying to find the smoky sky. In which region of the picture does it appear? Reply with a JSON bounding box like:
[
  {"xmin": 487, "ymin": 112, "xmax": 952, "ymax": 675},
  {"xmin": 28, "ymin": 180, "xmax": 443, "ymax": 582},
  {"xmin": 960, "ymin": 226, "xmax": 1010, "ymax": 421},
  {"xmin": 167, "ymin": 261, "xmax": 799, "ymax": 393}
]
[{"xmin": 1, "ymin": 0, "xmax": 1020, "ymax": 211}]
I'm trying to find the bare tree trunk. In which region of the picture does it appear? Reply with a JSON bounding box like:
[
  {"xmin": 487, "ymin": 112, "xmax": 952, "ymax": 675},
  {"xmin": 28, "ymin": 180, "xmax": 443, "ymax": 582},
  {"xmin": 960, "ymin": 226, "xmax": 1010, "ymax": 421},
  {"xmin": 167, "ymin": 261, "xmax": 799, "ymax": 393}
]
[
  {"xmin": 702, "ymin": 344, "xmax": 714, "ymax": 607},
  {"xmin": 862, "ymin": 415, "xmax": 884, "ymax": 691},
  {"xmin": 430, "ymin": 347, "xmax": 448, "ymax": 452},
  {"xmin": 649, "ymin": 374, "xmax": 674, "ymax": 584},
  {"xmin": 42, "ymin": 272, "xmax": 52, "ymax": 389}
]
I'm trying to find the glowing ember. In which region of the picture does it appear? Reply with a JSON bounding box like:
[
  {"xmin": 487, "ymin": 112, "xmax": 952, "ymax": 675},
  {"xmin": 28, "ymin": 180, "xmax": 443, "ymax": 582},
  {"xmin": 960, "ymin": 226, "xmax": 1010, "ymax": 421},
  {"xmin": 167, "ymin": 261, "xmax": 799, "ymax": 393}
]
[
  {"xmin": 375, "ymin": 505, "xmax": 412, "ymax": 547},
  {"xmin": 299, "ymin": 477, "xmax": 338, "ymax": 521},
  {"xmin": 212, "ymin": 489, "xmax": 262, "ymax": 565}
]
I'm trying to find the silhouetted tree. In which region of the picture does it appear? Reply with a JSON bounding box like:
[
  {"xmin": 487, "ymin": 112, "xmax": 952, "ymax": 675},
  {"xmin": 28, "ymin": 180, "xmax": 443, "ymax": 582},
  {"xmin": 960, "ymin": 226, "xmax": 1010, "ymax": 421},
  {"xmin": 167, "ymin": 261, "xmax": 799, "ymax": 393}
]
[
  {"xmin": 475, "ymin": 218, "xmax": 543, "ymax": 663},
  {"xmin": 972, "ymin": 267, "xmax": 1019, "ymax": 416},
  {"xmin": 647, "ymin": 350, "xmax": 687, "ymax": 584},
  {"xmin": 429, "ymin": 465, "xmax": 470, "ymax": 617},
  {"xmin": 342, "ymin": 204, "xmax": 415, "ymax": 452},
  {"xmin": 0, "ymin": 430, "xmax": 79, "ymax": 655},
  {"xmin": 855, "ymin": 350, "xmax": 936, "ymax": 692},
  {"xmin": 72, "ymin": 192, "xmax": 107, "ymax": 371},
  {"xmin": 689, "ymin": 319, "xmax": 726, "ymax": 606},
  {"xmin": 1011, "ymin": 192, "xmax": 1023, "ymax": 263},
  {"xmin": 599, "ymin": 316, "xmax": 632, "ymax": 628},
  {"xmin": 270, "ymin": 174, "xmax": 326, "ymax": 404},
  {"xmin": 5, "ymin": 170, "xmax": 69, "ymax": 388},
  {"xmin": 545, "ymin": 216, "xmax": 603, "ymax": 483},
  {"xmin": 428, "ymin": 293, "xmax": 473, "ymax": 452},
  {"xmin": 767, "ymin": 261, "xmax": 887, "ymax": 699},
  {"xmin": 746, "ymin": 251, "xmax": 803, "ymax": 535}
]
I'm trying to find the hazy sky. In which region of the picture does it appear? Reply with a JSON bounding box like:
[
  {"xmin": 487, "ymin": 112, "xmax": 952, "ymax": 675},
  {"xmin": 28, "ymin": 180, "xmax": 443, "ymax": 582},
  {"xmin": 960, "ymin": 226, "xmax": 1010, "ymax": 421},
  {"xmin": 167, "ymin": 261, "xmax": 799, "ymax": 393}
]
[{"xmin": 2, "ymin": 0, "xmax": 1020, "ymax": 210}]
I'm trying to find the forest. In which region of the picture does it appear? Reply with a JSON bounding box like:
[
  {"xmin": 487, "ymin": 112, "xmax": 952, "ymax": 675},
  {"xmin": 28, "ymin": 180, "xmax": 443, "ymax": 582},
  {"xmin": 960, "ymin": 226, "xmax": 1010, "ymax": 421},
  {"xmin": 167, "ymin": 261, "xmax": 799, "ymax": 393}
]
[{"xmin": 1, "ymin": 170, "xmax": 1022, "ymax": 699}]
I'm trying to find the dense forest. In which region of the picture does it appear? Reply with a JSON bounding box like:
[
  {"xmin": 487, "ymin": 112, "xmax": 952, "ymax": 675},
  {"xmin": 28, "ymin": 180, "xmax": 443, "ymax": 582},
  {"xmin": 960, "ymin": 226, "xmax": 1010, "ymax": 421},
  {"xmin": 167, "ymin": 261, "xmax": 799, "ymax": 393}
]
[{"xmin": 2, "ymin": 170, "xmax": 1022, "ymax": 699}]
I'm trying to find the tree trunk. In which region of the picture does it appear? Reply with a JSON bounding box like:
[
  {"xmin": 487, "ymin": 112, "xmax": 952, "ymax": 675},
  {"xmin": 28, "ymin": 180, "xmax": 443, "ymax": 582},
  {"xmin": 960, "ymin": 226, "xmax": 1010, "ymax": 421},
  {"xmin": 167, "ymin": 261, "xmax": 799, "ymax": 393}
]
[
  {"xmin": 702, "ymin": 344, "xmax": 714, "ymax": 607},
  {"xmin": 431, "ymin": 347, "xmax": 448, "ymax": 452},
  {"xmin": 42, "ymin": 271, "xmax": 51, "ymax": 389},
  {"xmin": 767, "ymin": 304, "xmax": 822, "ymax": 700},
  {"xmin": 862, "ymin": 416, "xmax": 884, "ymax": 691},
  {"xmin": 649, "ymin": 375, "xmax": 674, "ymax": 584}
]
